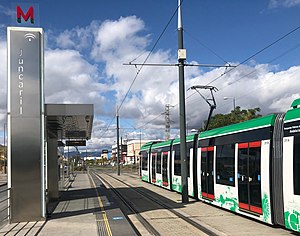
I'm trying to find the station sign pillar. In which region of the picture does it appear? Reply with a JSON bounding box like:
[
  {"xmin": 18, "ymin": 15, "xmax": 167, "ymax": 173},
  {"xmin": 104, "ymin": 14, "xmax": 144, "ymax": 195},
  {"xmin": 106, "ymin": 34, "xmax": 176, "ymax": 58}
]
[{"xmin": 7, "ymin": 27, "xmax": 45, "ymax": 222}]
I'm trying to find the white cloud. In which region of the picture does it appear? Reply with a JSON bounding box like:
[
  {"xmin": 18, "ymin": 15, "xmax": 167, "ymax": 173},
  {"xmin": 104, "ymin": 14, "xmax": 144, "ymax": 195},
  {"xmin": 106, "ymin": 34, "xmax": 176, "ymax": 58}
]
[
  {"xmin": 91, "ymin": 16, "xmax": 148, "ymax": 61},
  {"xmin": 86, "ymin": 16, "xmax": 300, "ymax": 144},
  {"xmin": 0, "ymin": 5, "xmax": 15, "ymax": 17},
  {"xmin": 45, "ymin": 48, "xmax": 108, "ymax": 115},
  {"xmin": 54, "ymin": 21, "xmax": 99, "ymax": 51},
  {"xmin": 269, "ymin": 0, "xmax": 300, "ymax": 8},
  {"xmin": 1, "ymin": 15, "xmax": 300, "ymax": 150}
]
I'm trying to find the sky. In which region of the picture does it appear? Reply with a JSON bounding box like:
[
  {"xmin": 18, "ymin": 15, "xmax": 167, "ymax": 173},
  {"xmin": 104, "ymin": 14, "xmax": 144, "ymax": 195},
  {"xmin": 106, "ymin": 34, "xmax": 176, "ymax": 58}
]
[{"xmin": 1, "ymin": 0, "xmax": 300, "ymax": 152}]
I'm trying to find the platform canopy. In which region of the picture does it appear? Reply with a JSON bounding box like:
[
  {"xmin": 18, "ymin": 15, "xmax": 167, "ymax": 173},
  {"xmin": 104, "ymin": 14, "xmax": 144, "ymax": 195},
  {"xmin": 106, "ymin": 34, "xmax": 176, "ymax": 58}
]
[{"xmin": 45, "ymin": 104, "xmax": 94, "ymax": 142}]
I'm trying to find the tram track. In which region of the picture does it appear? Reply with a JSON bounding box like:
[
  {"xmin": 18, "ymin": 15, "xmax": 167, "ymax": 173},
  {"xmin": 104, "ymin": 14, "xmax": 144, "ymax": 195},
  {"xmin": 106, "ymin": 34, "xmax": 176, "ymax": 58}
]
[
  {"xmin": 91, "ymin": 169, "xmax": 225, "ymax": 236},
  {"xmin": 89, "ymin": 170, "xmax": 160, "ymax": 236}
]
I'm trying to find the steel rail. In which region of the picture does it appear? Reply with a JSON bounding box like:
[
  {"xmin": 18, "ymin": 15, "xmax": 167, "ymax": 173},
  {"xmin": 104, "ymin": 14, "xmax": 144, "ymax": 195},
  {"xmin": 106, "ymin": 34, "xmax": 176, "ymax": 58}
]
[
  {"xmin": 99, "ymin": 171, "xmax": 224, "ymax": 236},
  {"xmin": 90, "ymin": 171, "xmax": 160, "ymax": 236}
]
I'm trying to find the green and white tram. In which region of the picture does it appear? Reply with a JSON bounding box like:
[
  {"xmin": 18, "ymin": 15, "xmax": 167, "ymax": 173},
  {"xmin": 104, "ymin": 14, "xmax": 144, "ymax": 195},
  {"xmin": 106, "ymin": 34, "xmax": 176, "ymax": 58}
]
[
  {"xmin": 171, "ymin": 135, "xmax": 198, "ymax": 197},
  {"xmin": 197, "ymin": 114, "xmax": 277, "ymax": 224},
  {"xmin": 283, "ymin": 98, "xmax": 300, "ymax": 232},
  {"xmin": 139, "ymin": 98, "xmax": 300, "ymax": 233}
]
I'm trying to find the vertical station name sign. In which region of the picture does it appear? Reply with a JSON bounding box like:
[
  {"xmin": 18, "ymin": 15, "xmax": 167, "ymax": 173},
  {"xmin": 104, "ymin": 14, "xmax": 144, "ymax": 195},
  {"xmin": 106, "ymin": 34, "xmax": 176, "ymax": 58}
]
[
  {"xmin": 8, "ymin": 27, "xmax": 42, "ymax": 117},
  {"xmin": 7, "ymin": 5, "xmax": 45, "ymax": 222}
]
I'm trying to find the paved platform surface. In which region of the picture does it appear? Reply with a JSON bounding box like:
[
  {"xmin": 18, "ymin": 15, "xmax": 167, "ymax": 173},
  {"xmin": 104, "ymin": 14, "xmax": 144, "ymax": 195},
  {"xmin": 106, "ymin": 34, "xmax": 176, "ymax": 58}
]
[
  {"xmin": 0, "ymin": 171, "xmax": 296, "ymax": 235},
  {"xmin": 0, "ymin": 173, "xmax": 136, "ymax": 236},
  {"xmin": 103, "ymin": 171, "xmax": 295, "ymax": 236}
]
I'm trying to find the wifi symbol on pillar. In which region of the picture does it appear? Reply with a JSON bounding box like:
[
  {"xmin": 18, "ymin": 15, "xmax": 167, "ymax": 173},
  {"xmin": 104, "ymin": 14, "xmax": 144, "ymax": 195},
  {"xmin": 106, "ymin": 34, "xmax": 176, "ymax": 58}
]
[{"xmin": 24, "ymin": 33, "xmax": 36, "ymax": 42}]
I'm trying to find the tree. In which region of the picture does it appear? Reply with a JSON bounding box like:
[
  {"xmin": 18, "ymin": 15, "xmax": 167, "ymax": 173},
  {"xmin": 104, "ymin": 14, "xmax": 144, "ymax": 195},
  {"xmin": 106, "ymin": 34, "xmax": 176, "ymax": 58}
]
[{"xmin": 202, "ymin": 106, "xmax": 262, "ymax": 130}]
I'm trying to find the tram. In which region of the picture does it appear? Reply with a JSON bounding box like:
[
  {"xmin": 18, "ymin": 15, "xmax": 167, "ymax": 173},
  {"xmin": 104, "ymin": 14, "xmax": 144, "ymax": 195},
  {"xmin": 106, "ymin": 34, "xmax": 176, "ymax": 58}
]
[{"xmin": 140, "ymin": 98, "xmax": 300, "ymax": 233}]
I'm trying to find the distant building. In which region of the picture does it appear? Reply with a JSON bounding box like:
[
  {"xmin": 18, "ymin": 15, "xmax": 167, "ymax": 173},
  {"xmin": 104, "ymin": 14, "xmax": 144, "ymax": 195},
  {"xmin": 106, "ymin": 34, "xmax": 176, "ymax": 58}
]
[
  {"xmin": 126, "ymin": 140, "xmax": 151, "ymax": 164},
  {"xmin": 101, "ymin": 149, "xmax": 109, "ymax": 160},
  {"xmin": 111, "ymin": 143, "xmax": 127, "ymax": 164},
  {"xmin": 111, "ymin": 139, "xmax": 160, "ymax": 165},
  {"xmin": 0, "ymin": 145, "xmax": 6, "ymax": 173}
]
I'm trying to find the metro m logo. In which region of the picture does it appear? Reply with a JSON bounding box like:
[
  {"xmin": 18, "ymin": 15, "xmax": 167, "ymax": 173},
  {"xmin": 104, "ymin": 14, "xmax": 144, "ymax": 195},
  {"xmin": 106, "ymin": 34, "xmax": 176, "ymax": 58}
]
[{"xmin": 16, "ymin": 6, "xmax": 34, "ymax": 24}]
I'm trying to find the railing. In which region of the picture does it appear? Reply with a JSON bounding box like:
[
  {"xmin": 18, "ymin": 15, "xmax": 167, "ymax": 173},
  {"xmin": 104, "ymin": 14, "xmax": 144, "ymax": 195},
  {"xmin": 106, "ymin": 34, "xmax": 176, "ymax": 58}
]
[{"xmin": 0, "ymin": 184, "xmax": 10, "ymax": 227}]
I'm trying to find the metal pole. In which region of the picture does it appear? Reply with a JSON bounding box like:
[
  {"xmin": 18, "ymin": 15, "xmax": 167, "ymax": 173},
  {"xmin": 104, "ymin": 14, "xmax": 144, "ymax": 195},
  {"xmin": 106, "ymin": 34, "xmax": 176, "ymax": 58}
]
[
  {"xmin": 233, "ymin": 98, "xmax": 236, "ymax": 110},
  {"xmin": 178, "ymin": 0, "xmax": 188, "ymax": 204},
  {"xmin": 121, "ymin": 136, "xmax": 123, "ymax": 165},
  {"xmin": 116, "ymin": 107, "xmax": 120, "ymax": 175},
  {"xmin": 139, "ymin": 129, "xmax": 142, "ymax": 175},
  {"xmin": 68, "ymin": 145, "xmax": 69, "ymax": 178},
  {"xmin": 3, "ymin": 123, "xmax": 6, "ymax": 174}
]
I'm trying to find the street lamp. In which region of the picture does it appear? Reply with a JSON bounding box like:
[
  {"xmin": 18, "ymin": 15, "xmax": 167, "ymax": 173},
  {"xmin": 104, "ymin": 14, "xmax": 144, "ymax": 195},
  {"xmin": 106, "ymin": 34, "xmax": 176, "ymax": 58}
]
[{"xmin": 224, "ymin": 97, "xmax": 236, "ymax": 111}]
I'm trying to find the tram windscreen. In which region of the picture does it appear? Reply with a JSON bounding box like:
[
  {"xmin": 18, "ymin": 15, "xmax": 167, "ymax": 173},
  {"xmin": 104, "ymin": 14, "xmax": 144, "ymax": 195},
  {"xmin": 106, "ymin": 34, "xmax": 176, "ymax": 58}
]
[{"xmin": 294, "ymin": 135, "xmax": 300, "ymax": 195}]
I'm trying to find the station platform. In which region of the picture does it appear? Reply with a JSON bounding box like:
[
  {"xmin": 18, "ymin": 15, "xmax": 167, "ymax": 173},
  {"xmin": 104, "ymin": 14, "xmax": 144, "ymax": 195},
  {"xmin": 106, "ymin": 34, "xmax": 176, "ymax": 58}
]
[
  {"xmin": 0, "ymin": 172, "xmax": 136, "ymax": 236},
  {"xmin": 0, "ymin": 170, "xmax": 295, "ymax": 235}
]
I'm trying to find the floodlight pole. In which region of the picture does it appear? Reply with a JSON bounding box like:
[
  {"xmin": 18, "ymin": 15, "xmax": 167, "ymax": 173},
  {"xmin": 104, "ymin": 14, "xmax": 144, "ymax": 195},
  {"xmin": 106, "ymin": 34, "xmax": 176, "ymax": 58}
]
[{"xmin": 178, "ymin": 0, "xmax": 188, "ymax": 204}]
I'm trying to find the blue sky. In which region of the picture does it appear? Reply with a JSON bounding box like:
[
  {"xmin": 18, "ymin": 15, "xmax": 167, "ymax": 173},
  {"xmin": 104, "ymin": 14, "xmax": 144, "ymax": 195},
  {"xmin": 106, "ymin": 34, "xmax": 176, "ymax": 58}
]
[{"xmin": 1, "ymin": 0, "xmax": 300, "ymax": 151}]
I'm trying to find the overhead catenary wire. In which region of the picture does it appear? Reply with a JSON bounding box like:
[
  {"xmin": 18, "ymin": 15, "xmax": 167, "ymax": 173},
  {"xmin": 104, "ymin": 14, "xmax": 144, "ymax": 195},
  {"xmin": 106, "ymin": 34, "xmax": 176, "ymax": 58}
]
[
  {"xmin": 206, "ymin": 25, "xmax": 300, "ymax": 86},
  {"xmin": 98, "ymin": 3, "xmax": 300, "ymax": 135},
  {"xmin": 136, "ymin": 24, "xmax": 300, "ymax": 131},
  {"xmin": 117, "ymin": 0, "xmax": 184, "ymax": 114},
  {"xmin": 184, "ymin": 29, "xmax": 230, "ymax": 65},
  {"xmin": 98, "ymin": 115, "xmax": 116, "ymax": 139},
  {"xmin": 177, "ymin": 24, "xmax": 300, "ymax": 109},
  {"xmin": 98, "ymin": 1, "xmax": 184, "ymax": 139},
  {"xmin": 219, "ymin": 42, "xmax": 300, "ymax": 91},
  {"xmin": 135, "ymin": 113, "xmax": 165, "ymax": 130},
  {"xmin": 185, "ymin": 40, "xmax": 300, "ymax": 112},
  {"xmin": 225, "ymin": 43, "xmax": 300, "ymax": 104}
]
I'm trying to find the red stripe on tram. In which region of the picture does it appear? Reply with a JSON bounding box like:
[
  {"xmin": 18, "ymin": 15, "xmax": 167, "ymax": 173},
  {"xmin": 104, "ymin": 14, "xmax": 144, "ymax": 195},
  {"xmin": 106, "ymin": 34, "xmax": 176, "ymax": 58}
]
[
  {"xmin": 249, "ymin": 141, "xmax": 261, "ymax": 148},
  {"xmin": 250, "ymin": 205, "xmax": 263, "ymax": 215},
  {"xmin": 239, "ymin": 202, "xmax": 249, "ymax": 210},
  {"xmin": 238, "ymin": 143, "xmax": 248, "ymax": 149}
]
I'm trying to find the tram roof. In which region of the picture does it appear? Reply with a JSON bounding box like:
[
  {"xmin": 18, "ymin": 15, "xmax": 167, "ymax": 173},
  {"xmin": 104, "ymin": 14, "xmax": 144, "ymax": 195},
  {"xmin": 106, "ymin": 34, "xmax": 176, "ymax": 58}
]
[
  {"xmin": 172, "ymin": 134, "xmax": 196, "ymax": 144},
  {"xmin": 151, "ymin": 140, "xmax": 173, "ymax": 149},
  {"xmin": 285, "ymin": 98, "xmax": 300, "ymax": 122},
  {"xmin": 140, "ymin": 141, "xmax": 159, "ymax": 151},
  {"xmin": 199, "ymin": 114, "xmax": 277, "ymax": 139}
]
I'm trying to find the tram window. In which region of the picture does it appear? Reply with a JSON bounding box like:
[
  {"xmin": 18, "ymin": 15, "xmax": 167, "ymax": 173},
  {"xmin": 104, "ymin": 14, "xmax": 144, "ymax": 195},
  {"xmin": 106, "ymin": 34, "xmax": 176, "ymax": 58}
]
[
  {"xmin": 156, "ymin": 152, "xmax": 162, "ymax": 174},
  {"xmin": 186, "ymin": 142, "xmax": 193, "ymax": 177},
  {"xmin": 294, "ymin": 135, "xmax": 300, "ymax": 195},
  {"xmin": 187, "ymin": 155, "xmax": 190, "ymax": 177},
  {"xmin": 162, "ymin": 152, "xmax": 168, "ymax": 171},
  {"xmin": 216, "ymin": 144, "xmax": 235, "ymax": 186},
  {"xmin": 173, "ymin": 144, "xmax": 181, "ymax": 176},
  {"xmin": 141, "ymin": 151, "xmax": 148, "ymax": 170}
]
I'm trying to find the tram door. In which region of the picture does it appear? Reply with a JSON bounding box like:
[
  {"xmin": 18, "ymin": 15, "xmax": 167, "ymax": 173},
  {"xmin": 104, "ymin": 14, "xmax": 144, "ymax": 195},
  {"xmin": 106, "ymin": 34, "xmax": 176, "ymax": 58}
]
[
  {"xmin": 238, "ymin": 141, "xmax": 262, "ymax": 215},
  {"xmin": 151, "ymin": 153, "xmax": 157, "ymax": 183},
  {"xmin": 162, "ymin": 152, "xmax": 169, "ymax": 186},
  {"xmin": 201, "ymin": 147, "xmax": 215, "ymax": 200}
]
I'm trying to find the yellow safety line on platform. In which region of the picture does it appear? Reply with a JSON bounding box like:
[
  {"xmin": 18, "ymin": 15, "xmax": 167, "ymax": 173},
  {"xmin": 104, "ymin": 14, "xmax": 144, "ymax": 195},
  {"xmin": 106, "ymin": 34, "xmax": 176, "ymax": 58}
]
[{"xmin": 89, "ymin": 173, "xmax": 112, "ymax": 236}]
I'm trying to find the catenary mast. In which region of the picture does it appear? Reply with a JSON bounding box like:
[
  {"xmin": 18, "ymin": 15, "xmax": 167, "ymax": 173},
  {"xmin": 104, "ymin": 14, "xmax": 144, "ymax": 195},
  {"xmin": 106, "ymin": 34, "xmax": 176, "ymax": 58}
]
[{"xmin": 178, "ymin": 0, "xmax": 188, "ymax": 203}]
